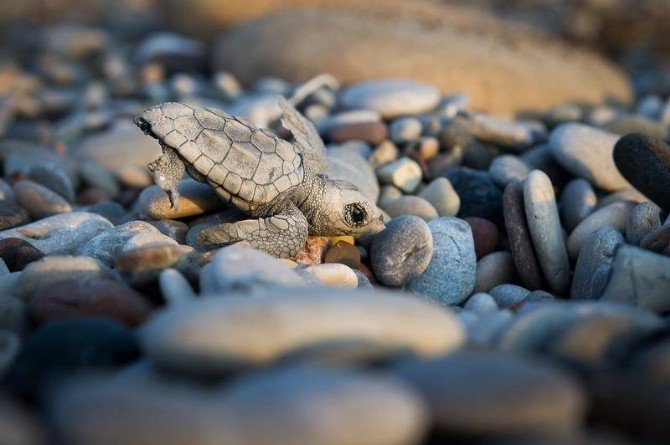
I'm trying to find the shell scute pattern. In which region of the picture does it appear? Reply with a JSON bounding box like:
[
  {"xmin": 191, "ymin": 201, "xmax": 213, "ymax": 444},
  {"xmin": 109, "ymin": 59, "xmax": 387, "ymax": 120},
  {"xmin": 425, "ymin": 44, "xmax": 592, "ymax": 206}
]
[{"xmin": 142, "ymin": 101, "xmax": 304, "ymax": 207}]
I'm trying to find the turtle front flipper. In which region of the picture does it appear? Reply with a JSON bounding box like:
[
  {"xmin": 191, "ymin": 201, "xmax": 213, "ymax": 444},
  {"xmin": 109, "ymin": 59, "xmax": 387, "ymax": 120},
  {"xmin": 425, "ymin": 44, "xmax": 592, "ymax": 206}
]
[
  {"xmin": 197, "ymin": 202, "xmax": 308, "ymax": 258},
  {"xmin": 148, "ymin": 146, "xmax": 185, "ymax": 209}
]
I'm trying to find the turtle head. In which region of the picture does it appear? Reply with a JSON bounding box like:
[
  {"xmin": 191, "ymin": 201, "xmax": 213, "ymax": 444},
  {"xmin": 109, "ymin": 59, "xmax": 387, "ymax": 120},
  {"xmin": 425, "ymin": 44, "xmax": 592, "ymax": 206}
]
[{"xmin": 318, "ymin": 178, "xmax": 385, "ymax": 236}]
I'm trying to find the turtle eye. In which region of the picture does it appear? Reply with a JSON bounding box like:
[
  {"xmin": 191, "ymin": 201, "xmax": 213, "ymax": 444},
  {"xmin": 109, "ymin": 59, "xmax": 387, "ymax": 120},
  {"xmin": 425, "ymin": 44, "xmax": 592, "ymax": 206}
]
[{"xmin": 345, "ymin": 203, "xmax": 368, "ymax": 227}]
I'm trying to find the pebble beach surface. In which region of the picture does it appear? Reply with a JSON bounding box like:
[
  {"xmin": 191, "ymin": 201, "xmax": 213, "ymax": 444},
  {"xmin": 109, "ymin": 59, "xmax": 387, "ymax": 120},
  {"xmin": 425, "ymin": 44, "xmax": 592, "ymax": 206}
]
[{"xmin": 1, "ymin": 15, "xmax": 670, "ymax": 445}]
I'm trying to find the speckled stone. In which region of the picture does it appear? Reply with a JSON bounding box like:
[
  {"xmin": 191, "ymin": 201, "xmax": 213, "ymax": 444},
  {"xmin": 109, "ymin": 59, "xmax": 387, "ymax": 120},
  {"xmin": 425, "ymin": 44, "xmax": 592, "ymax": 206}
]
[
  {"xmin": 503, "ymin": 182, "xmax": 543, "ymax": 290},
  {"xmin": 600, "ymin": 245, "xmax": 670, "ymax": 312},
  {"xmin": 340, "ymin": 79, "xmax": 440, "ymax": 118},
  {"xmin": 407, "ymin": 217, "xmax": 476, "ymax": 305},
  {"xmin": 141, "ymin": 288, "xmax": 464, "ymax": 374},
  {"xmin": 559, "ymin": 179, "xmax": 597, "ymax": 232},
  {"xmin": 381, "ymin": 196, "xmax": 438, "ymax": 221},
  {"xmin": 567, "ymin": 201, "xmax": 635, "ymax": 259},
  {"xmin": 570, "ymin": 226, "xmax": 624, "ymax": 301},
  {"xmin": 391, "ymin": 352, "xmax": 586, "ymax": 436},
  {"xmin": 640, "ymin": 224, "xmax": 670, "ymax": 253},
  {"xmin": 626, "ymin": 202, "xmax": 662, "ymax": 246},
  {"xmin": 417, "ymin": 177, "xmax": 460, "ymax": 217},
  {"xmin": 473, "ymin": 251, "xmax": 516, "ymax": 293},
  {"xmin": 370, "ymin": 215, "xmax": 433, "ymax": 287},
  {"xmin": 550, "ymin": 123, "xmax": 630, "ymax": 191}
]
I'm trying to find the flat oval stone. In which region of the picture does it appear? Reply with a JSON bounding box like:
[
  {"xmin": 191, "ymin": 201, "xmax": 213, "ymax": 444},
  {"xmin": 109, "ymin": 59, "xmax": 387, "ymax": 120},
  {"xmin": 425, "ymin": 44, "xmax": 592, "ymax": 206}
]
[
  {"xmin": 459, "ymin": 114, "xmax": 547, "ymax": 152},
  {"xmin": 370, "ymin": 215, "xmax": 433, "ymax": 287},
  {"xmin": 407, "ymin": 217, "xmax": 476, "ymax": 305},
  {"xmin": 75, "ymin": 221, "xmax": 164, "ymax": 267},
  {"xmin": 381, "ymin": 196, "xmax": 438, "ymax": 221},
  {"xmin": 199, "ymin": 245, "xmax": 306, "ymax": 294},
  {"xmin": 391, "ymin": 352, "xmax": 586, "ymax": 436},
  {"xmin": 488, "ymin": 155, "xmax": 529, "ymax": 188},
  {"xmin": 570, "ymin": 226, "xmax": 624, "ymax": 301},
  {"xmin": 14, "ymin": 256, "xmax": 118, "ymax": 301},
  {"xmin": 626, "ymin": 201, "xmax": 662, "ymax": 245},
  {"xmin": 141, "ymin": 289, "xmax": 464, "ymax": 374},
  {"xmin": 27, "ymin": 163, "xmax": 76, "ymax": 203},
  {"xmin": 559, "ymin": 179, "xmax": 597, "ymax": 232},
  {"xmin": 418, "ymin": 177, "xmax": 460, "ymax": 217},
  {"xmin": 340, "ymin": 79, "xmax": 440, "ymax": 118},
  {"xmin": 13, "ymin": 180, "xmax": 72, "ymax": 219},
  {"xmin": 613, "ymin": 133, "xmax": 670, "ymax": 211},
  {"xmin": 549, "ymin": 123, "xmax": 630, "ymax": 191},
  {"xmin": 503, "ymin": 181, "xmax": 543, "ymax": 290},
  {"xmin": 30, "ymin": 278, "xmax": 153, "ymax": 327},
  {"xmin": 524, "ymin": 171, "xmax": 570, "ymax": 295},
  {"xmin": 473, "ymin": 251, "xmax": 516, "ymax": 293},
  {"xmin": 0, "ymin": 238, "xmax": 44, "ymax": 272},
  {"xmin": 328, "ymin": 121, "xmax": 389, "ymax": 145},
  {"xmin": 0, "ymin": 212, "xmax": 113, "ymax": 255},
  {"xmin": 600, "ymin": 245, "xmax": 670, "ymax": 313},
  {"xmin": 567, "ymin": 201, "xmax": 635, "ymax": 259},
  {"xmin": 138, "ymin": 179, "xmax": 225, "ymax": 220}
]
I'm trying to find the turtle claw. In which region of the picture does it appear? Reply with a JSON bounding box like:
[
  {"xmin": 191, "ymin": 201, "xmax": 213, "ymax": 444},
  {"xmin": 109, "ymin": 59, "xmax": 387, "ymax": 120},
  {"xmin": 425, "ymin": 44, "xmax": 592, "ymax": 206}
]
[{"xmin": 167, "ymin": 188, "xmax": 180, "ymax": 209}]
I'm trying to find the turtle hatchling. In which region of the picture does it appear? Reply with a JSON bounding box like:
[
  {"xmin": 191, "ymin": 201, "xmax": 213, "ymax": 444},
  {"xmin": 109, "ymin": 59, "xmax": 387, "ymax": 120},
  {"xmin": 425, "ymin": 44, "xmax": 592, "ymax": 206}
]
[{"xmin": 134, "ymin": 97, "xmax": 385, "ymax": 258}]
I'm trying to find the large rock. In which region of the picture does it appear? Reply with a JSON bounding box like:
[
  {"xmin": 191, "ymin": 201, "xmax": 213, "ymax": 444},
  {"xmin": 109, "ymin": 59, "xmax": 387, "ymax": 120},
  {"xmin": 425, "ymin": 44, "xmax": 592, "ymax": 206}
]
[{"xmin": 214, "ymin": 4, "xmax": 631, "ymax": 113}]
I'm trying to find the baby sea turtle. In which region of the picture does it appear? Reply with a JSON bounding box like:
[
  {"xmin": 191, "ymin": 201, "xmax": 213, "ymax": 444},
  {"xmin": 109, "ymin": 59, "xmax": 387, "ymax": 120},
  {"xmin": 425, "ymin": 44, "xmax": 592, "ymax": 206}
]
[{"xmin": 134, "ymin": 97, "xmax": 385, "ymax": 258}]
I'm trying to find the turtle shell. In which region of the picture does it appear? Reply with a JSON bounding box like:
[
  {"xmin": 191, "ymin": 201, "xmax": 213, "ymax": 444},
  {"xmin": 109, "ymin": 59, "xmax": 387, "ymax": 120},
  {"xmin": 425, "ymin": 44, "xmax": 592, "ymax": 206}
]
[{"xmin": 139, "ymin": 102, "xmax": 304, "ymax": 212}]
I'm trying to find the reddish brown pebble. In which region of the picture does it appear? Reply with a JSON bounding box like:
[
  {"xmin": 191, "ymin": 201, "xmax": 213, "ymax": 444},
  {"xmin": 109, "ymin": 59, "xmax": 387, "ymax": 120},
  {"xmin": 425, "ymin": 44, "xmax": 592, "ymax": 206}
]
[
  {"xmin": 464, "ymin": 217, "xmax": 499, "ymax": 259},
  {"xmin": 30, "ymin": 278, "xmax": 153, "ymax": 327},
  {"xmin": 329, "ymin": 122, "xmax": 389, "ymax": 145},
  {"xmin": 293, "ymin": 236, "xmax": 330, "ymax": 266},
  {"xmin": 0, "ymin": 238, "xmax": 45, "ymax": 272},
  {"xmin": 503, "ymin": 181, "xmax": 543, "ymax": 290},
  {"xmin": 77, "ymin": 188, "xmax": 111, "ymax": 205},
  {"xmin": 324, "ymin": 241, "xmax": 362, "ymax": 267}
]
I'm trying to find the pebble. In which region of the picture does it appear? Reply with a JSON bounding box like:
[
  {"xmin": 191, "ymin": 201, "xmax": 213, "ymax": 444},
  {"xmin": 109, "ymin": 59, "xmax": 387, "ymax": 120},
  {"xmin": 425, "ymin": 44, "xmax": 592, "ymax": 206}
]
[
  {"xmin": 328, "ymin": 121, "xmax": 388, "ymax": 145},
  {"xmin": 389, "ymin": 117, "xmax": 422, "ymax": 144},
  {"xmin": 26, "ymin": 163, "xmax": 76, "ymax": 203},
  {"xmin": 466, "ymin": 310, "xmax": 514, "ymax": 347},
  {"xmin": 0, "ymin": 295, "xmax": 28, "ymax": 337},
  {"xmin": 417, "ymin": 177, "xmax": 460, "ymax": 217},
  {"xmin": 0, "ymin": 330, "xmax": 21, "ymax": 378},
  {"xmin": 463, "ymin": 292, "xmax": 498, "ymax": 314},
  {"xmin": 148, "ymin": 220, "xmax": 189, "ymax": 244},
  {"xmin": 488, "ymin": 154, "xmax": 529, "ymax": 187},
  {"xmin": 391, "ymin": 352, "xmax": 585, "ymax": 436},
  {"xmin": 600, "ymin": 245, "xmax": 670, "ymax": 312},
  {"xmin": 78, "ymin": 160, "xmax": 120, "ymax": 198},
  {"xmin": 464, "ymin": 217, "xmax": 498, "ymax": 259},
  {"xmin": 458, "ymin": 113, "xmax": 547, "ymax": 151},
  {"xmin": 305, "ymin": 264, "xmax": 358, "ymax": 288},
  {"xmin": 524, "ymin": 170, "xmax": 570, "ymax": 295},
  {"xmin": 114, "ymin": 245, "xmax": 188, "ymax": 287},
  {"xmin": 605, "ymin": 114, "xmax": 669, "ymax": 141},
  {"xmin": 0, "ymin": 212, "xmax": 113, "ymax": 255},
  {"xmin": 0, "ymin": 200, "xmax": 29, "ymax": 230},
  {"xmin": 5, "ymin": 318, "xmax": 139, "ymax": 398},
  {"xmin": 381, "ymin": 195, "xmax": 438, "ymax": 221},
  {"xmin": 199, "ymin": 245, "xmax": 306, "ymax": 295},
  {"xmin": 76, "ymin": 221, "xmax": 165, "ymax": 267},
  {"xmin": 13, "ymin": 180, "xmax": 72, "ymax": 219},
  {"xmin": 640, "ymin": 224, "xmax": 670, "ymax": 252},
  {"xmin": 138, "ymin": 179, "xmax": 226, "ymax": 220},
  {"xmin": 340, "ymin": 79, "xmax": 440, "ymax": 118},
  {"xmin": 473, "ymin": 251, "xmax": 517, "ymax": 293},
  {"xmin": 613, "ymin": 133, "xmax": 670, "ymax": 211},
  {"xmin": 370, "ymin": 215, "xmax": 433, "ymax": 287},
  {"xmin": 14, "ymin": 256, "xmax": 118, "ymax": 300},
  {"xmin": 0, "ymin": 393, "xmax": 45, "ymax": 445},
  {"xmin": 0, "ymin": 238, "xmax": 44, "ymax": 272},
  {"xmin": 30, "ymin": 278, "xmax": 153, "ymax": 327},
  {"xmin": 376, "ymin": 157, "xmax": 423, "ymax": 193},
  {"xmin": 570, "ymin": 226, "xmax": 624, "ymax": 301},
  {"xmin": 597, "ymin": 188, "xmax": 649, "ymax": 209},
  {"xmin": 626, "ymin": 201, "xmax": 662, "ymax": 245},
  {"xmin": 559, "ymin": 179, "xmax": 597, "ymax": 232},
  {"xmin": 141, "ymin": 289, "xmax": 464, "ymax": 374},
  {"xmin": 549, "ymin": 123, "xmax": 630, "ymax": 191},
  {"xmin": 490, "ymin": 284, "xmax": 532, "ymax": 309},
  {"xmin": 445, "ymin": 167, "xmax": 503, "ymax": 221},
  {"xmin": 407, "ymin": 217, "xmax": 476, "ymax": 305},
  {"xmin": 567, "ymin": 201, "xmax": 635, "ymax": 259},
  {"xmin": 323, "ymin": 241, "xmax": 361, "ymax": 267},
  {"xmin": 369, "ymin": 141, "xmax": 399, "ymax": 169},
  {"xmin": 159, "ymin": 268, "xmax": 197, "ymax": 305},
  {"xmin": 503, "ymin": 182, "xmax": 543, "ymax": 290}
]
